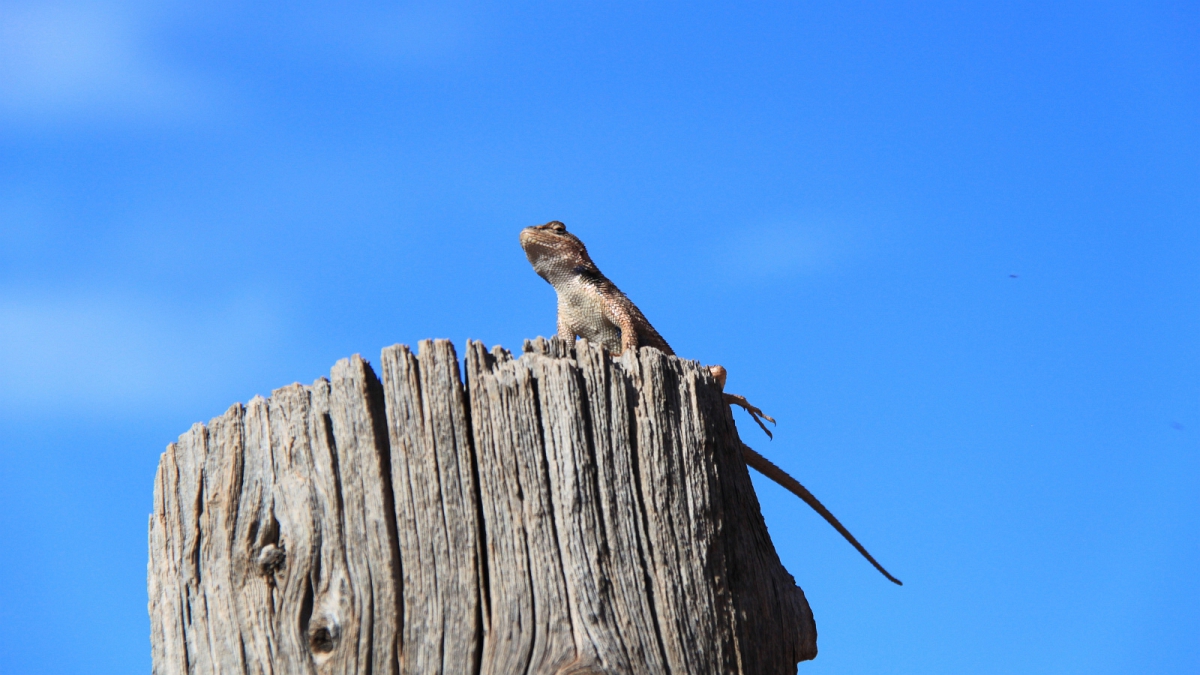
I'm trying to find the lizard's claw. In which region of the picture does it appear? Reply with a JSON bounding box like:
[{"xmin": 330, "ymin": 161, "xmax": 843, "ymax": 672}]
[{"xmin": 724, "ymin": 393, "xmax": 777, "ymax": 440}]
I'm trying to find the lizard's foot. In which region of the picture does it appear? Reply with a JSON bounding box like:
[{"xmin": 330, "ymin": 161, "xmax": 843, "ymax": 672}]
[
  {"xmin": 724, "ymin": 393, "xmax": 777, "ymax": 439},
  {"xmin": 708, "ymin": 365, "xmax": 776, "ymax": 438}
]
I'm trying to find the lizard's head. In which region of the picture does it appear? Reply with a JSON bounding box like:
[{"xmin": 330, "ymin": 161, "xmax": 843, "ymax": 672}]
[{"xmin": 519, "ymin": 221, "xmax": 599, "ymax": 284}]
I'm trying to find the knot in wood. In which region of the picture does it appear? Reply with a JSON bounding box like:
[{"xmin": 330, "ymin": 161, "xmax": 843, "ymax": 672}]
[
  {"xmin": 309, "ymin": 621, "xmax": 340, "ymax": 654},
  {"xmin": 255, "ymin": 543, "xmax": 286, "ymax": 575}
]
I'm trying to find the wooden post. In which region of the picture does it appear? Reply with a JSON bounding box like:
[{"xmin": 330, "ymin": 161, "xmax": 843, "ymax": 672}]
[{"xmin": 148, "ymin": 337, "xmax": 817, "ymax": 674}]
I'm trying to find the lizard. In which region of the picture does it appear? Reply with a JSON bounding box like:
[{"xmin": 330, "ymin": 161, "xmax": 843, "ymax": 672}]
[{"xmin": 520, "ymin": 220, "xmax": 902, "ymax": 585}]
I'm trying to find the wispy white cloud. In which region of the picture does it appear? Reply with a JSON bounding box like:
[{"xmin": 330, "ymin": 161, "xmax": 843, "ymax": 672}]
[
  {"xmin": 0, "ymin": 1, "xmax": 478, "ymax": 127},
  {"xmin": 0, "ymin": 291, "xmax": 279, "ymax": 415},
  {"xmin": 0, "ymin": 2, "xmax": 213, "ymax": 125}
]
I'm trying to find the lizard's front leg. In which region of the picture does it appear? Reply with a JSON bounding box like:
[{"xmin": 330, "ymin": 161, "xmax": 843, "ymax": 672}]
[
  {"xmin": 601, "ymin": 296, "xmax": 642, "ymax": 357},
  {"xmin": 557, "ymin": 315, "xmax": 577, "ymax": 343}
]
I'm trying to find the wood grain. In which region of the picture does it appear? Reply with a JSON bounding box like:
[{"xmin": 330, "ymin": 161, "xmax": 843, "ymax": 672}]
[{"xmin": 149, "ymin": 338, "xmax": 815, "ymax": 674}]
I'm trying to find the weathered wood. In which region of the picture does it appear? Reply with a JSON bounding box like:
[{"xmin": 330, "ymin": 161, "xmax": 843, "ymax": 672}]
[
  {"xmin": 380, "ymin": 341, "xmax": 482, "ymax": 674},
  {"xmin": 149, "ymin": 338, "xmax": 816, "ymax": 674}
]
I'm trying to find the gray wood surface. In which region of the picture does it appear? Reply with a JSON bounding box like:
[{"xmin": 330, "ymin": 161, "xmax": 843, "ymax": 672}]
[{"xmin": 149, "ymin": 338, "xmax": 816, "ymax": 674}]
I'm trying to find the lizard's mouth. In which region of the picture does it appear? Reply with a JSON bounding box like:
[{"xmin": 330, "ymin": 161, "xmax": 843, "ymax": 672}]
[
  {"xmin": 519, "ymin": 229, "xmax": 568, "ymax": 282},
  {"xmin": 519, "ymin": 227, "xmax": 551, "ymax": 258}
]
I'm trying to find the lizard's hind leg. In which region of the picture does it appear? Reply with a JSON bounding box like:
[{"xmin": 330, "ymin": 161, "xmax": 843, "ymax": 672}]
[{"xmin": 708, "ymin": 365, "xmax": 777, "ymax": 439}]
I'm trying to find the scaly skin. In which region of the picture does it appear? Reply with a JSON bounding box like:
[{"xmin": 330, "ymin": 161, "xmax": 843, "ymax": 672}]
[{"xmin": 520, "ymin": 220, "xmax": 902, "ymax": 585}]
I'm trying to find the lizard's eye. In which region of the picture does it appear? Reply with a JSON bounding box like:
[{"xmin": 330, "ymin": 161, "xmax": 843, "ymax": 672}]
[{"xmin": 546, "ymin": 221, "xmax": 566, "ymax": 233}]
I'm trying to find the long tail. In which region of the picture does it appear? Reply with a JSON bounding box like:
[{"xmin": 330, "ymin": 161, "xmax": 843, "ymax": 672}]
[{"xmin": 741, "ymin": 443, "xmax": 903, "ymax": 586}]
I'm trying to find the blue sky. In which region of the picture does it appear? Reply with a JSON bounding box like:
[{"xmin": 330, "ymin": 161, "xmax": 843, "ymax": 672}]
[{"xmin": 1, "ymin": 1, "xmax": 1196, "ymax": 672}]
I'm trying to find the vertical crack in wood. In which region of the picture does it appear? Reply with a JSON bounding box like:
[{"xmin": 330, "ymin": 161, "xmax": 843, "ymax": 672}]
[
  {"xmin": 614, "ymin": 350, "xmax": 671, "ymax": 675},
  {"xmin": 460, "ymin": 367, "xmax": 491, "ymax": 675}
]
